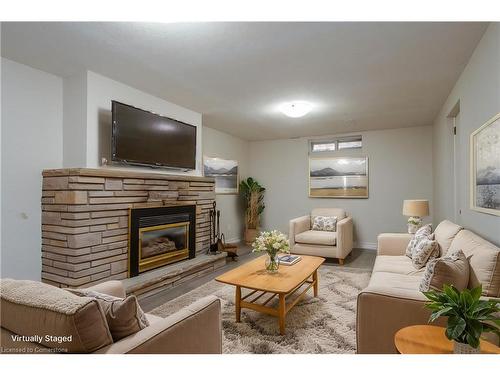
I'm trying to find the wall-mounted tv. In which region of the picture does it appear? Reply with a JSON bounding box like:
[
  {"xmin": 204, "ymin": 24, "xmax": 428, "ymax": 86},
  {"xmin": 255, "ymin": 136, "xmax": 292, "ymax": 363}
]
[{"xmin": 111, "ymin": 101, "xmax": 197, "ymax": 170}]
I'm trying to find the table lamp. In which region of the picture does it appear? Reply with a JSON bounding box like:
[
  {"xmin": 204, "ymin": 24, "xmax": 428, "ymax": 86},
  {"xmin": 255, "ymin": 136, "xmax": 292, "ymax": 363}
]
[{"xmin": 402, "ymin": 199, "xmax": 429, "ymax": 234}]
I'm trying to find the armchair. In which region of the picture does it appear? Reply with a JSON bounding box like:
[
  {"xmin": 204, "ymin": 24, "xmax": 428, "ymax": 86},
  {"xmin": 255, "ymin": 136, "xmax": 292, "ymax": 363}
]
[{"xmin": 289, "ymin": 208, "xmax": 353, "ymax": 264}]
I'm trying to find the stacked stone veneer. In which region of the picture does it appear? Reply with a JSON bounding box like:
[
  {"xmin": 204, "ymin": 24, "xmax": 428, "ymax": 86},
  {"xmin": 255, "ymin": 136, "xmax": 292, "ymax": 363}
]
[{"xmin": 41, "ymin": 168, "xmax": 215, "ymax": 288}]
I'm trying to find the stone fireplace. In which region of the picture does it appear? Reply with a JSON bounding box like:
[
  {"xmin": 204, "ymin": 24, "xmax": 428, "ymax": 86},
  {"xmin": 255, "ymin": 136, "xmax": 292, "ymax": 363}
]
[
  {"xmin": 129, "ymin": 205, "xmax": 196, "ymax": 277},
  {"xmin": 41, "ymin": 168, "xmax": 220, "ymax": 290}
]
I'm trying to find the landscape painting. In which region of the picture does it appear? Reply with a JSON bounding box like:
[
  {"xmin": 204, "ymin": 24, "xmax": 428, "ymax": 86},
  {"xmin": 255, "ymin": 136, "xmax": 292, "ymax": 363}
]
[
  {"xmin": 309, "ymin": 156, "xmax": 368, "ymax": 198},
  {"xmin": 204, "ymin": 157, "xmax": 239, "ymax": 194},
  {"xmin": 470, "ymin": 113, "xmax": 500, "ymax": 216}
]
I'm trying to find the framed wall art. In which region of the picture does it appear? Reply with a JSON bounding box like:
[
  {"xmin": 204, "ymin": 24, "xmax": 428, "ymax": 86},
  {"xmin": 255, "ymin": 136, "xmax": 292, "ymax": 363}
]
[
  {"xmin": 309, "ymin": 156, "xmax": 368, "ymax": 198},
  {"xmin": 470, "ymin": 113, "xmax": 500, "ymax": 216},
  {"xmin": 203, "ymin": 156, "xmax": 239, "ymax": 194}
]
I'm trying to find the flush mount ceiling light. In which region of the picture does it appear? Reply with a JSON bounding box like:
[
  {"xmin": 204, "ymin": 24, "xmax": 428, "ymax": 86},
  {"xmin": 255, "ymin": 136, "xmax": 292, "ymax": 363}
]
[{"xmin": 278, "ymin": 101, "xmax": 313, "ymax": 118}]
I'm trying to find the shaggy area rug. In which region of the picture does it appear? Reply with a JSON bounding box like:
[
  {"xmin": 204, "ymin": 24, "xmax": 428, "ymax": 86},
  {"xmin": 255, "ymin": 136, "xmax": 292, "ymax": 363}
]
[{"xmin": 150, "ymin": 266, "xmax": 371, "ymax": 354}]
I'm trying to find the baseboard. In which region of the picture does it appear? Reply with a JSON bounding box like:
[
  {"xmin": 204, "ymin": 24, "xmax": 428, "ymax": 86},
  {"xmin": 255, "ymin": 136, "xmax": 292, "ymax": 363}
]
[
  {"xmin": 354, "ymin": 241, "xmax": 377, "ymax": 250},
  {"xmin": 225, "ymin": 237, "xmax": 242, "ymax": 244}
]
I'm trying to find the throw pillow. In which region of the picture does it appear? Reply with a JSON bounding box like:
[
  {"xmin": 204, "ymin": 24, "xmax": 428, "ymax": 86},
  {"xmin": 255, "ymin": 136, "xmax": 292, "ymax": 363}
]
[
  {"xmin": 406, "ymin": 224, "xmax": 433, "ymax": 258},
  {"xmin": 411, "ymin": 237, "xmax": 440, "ymax": 269},
  {"xmin": 419, "ymin": 250, "xmax": 469, "ymax": 292},
  {"xmin": 311, "ymin": 215, "xmax": 337, "ymax": 232},
  {"xmin": 67, "ymin": 289, "xmax": 149, "ymax": 341}
]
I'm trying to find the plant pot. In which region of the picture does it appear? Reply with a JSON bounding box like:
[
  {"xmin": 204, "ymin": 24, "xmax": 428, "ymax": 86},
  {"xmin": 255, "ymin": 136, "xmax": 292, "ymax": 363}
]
[
  {"xmin": 265, "ymin": 253, "xmax": 280, "ymax": 273},
  {"xmin": 245, "ymin": 228, "xmax": 259, "ymax": 245},
  {"xmin": 453, "ymin": 341, "xmax": 480, "ymax": 354}
]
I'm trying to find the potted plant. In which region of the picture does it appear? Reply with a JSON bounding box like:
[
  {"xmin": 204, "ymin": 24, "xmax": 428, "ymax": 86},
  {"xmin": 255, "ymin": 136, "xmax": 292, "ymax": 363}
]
[
  {"xmin": 252, "ymin": 230, "xmax": 290, "ymax": 273},
  {"xmin": 240, "ymin": 177, "xmax": 265, "ymax": 244},
  {"xmin": 423, "ymin": 284, "xmax": 500, "ymax": 354}
]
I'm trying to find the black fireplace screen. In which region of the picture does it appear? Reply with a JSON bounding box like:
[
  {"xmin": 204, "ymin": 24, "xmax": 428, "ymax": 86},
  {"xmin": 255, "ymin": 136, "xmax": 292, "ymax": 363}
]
[{"xmin": 129, "ymin": 205, "xmax": 196, "ymax": 277}]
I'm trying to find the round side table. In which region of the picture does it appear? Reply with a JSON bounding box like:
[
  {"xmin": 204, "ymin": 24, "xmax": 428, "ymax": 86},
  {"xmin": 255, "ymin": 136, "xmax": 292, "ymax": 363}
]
[{"xmin": 394, "ymin": 325, "xmax": 500, "ymax": 354}]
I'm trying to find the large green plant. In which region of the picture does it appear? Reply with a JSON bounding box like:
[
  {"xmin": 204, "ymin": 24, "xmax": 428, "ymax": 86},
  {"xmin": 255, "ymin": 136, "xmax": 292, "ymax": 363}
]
[
  {"xmin": 423, "ymin": 285, "xmax": 500, "ymax": 348},
  {"xmin": 239, "ymin": 177, "xmax": 265, "ymax": 230}
]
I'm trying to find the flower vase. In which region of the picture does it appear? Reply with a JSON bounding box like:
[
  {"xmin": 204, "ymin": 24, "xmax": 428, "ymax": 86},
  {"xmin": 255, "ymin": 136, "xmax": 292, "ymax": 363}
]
[
  {"xmin": 265, "ymin": 254, "xmax": 280, "ymax": 273},
  {"xmin": 453, "ymin": 341, "xmax": 480, "ymax": 354}
]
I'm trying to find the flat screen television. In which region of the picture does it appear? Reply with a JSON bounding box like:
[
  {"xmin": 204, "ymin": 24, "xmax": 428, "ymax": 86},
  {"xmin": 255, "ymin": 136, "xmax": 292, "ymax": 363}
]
[{"xmin": 111, "ymin": 101, "xmax": 197, "ymax": 170}]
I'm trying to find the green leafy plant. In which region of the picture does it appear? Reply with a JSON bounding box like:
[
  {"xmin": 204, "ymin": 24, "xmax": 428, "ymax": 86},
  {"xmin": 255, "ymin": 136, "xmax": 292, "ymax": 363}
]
[
  {"xmin": 423, "ymin": 284, "xmax": 500, "ymax": 348},
  {"xmin": 239, "ymin": 177, "xmax": 265, "ymax": 230}
]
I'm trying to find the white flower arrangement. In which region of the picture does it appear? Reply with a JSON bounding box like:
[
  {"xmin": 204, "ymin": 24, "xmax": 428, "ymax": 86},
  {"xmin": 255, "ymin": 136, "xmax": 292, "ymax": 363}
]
[{"xmin": 252, "ymin": 230, "xmax": 290, "ymax": 257}]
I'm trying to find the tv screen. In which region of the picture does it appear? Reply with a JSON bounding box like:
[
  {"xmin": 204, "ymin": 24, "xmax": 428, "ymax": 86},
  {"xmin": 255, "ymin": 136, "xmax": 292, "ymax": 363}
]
[{"xmin": 111, "ymin": 101, "xmax": 197, "ymax": 170}]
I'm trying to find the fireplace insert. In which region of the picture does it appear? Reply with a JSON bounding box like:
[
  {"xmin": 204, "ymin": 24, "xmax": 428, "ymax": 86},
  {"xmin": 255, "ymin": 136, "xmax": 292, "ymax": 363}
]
[{"xmin": 129, "ymin": 205, "xmax": 196, "ymax": 277}]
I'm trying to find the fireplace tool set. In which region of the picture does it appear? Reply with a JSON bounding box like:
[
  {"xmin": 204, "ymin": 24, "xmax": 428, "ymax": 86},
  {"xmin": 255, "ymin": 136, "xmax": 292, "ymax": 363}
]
[{"xmin": 208, "ymin": 201, "xmax": 238, "ymax": 260}]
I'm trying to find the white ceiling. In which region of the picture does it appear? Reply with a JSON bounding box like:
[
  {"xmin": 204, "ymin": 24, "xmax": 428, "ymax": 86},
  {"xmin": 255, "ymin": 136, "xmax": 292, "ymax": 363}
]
[{"xmin": 1, "ymin": 22, "xmax": 488, "ymax": 141}]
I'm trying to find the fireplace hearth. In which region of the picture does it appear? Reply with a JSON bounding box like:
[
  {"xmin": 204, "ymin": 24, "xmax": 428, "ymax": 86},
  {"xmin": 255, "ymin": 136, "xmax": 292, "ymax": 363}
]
[{"xmin": 129, "ymin": 205, "xmax": 196, "ymax": 277}]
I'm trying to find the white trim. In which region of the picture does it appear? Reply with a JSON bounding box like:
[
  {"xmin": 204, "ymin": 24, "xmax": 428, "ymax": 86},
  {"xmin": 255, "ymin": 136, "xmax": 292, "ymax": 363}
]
[
  {"xmin": 225, "ymin": 237, "xmax": 242, "ymax": 244},
  {"xmin": 354, "ymin": 241, "xmax": 377, "ymax": 250}
]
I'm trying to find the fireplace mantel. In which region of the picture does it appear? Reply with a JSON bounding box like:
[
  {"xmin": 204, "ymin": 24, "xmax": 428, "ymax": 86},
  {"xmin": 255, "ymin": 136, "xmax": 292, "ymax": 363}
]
[{"xmin": 41, "ymin": 168, "xmax": 216, "ymax": 289}]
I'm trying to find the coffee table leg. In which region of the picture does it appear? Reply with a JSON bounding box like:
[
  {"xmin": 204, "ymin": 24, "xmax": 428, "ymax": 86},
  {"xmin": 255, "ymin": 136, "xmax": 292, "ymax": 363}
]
[
  {"xmin": 313, "ymin": 270, "xmax": 318, "ymax": 297},
  {"xmin": 279, "ymin": 294, "xmax": 286, "ymax": 335},
  {"xmin": 235, "ymin": 286, "xmax": 241, "ymax": 323}
]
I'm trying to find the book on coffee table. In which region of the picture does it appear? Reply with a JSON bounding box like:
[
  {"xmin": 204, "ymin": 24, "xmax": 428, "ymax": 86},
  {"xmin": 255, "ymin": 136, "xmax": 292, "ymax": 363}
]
[{"xmin": 278, "ymin": 254, "xmax": 301, "ymax": 266}]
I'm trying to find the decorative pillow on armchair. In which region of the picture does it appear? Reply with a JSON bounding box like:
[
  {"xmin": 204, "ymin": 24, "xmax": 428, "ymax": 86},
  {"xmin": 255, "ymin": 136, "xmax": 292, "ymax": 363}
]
[
  {"xmin": 68, "ymin": 289, "xmax": 149, "ymax": 341},
  {"xmin": 419, "ymin": 250, "xmax": 469, "ymax": 292},
  {"xmin": 406, "ymin": 224, "xmax": 433, "ymax": 258},
  {"xmin": 312, "ymin": 215, "xmax": 337, "ymax": 232}
]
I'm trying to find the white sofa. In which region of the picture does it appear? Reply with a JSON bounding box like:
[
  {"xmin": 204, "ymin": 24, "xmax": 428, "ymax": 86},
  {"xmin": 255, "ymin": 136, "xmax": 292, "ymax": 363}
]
[
  {"xmin": 356, "ymin": 220, "xmax": 500, "ymax": 353},
  {"xmin": 289, "ymin": 208, "xmax": 353, "ymax": 264}
]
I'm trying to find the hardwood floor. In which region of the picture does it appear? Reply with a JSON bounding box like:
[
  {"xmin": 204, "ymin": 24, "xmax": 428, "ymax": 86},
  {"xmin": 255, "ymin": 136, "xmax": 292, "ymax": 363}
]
[{"xmin": 140, "ymin": 245, "xmax": 376, "ymax": 312}]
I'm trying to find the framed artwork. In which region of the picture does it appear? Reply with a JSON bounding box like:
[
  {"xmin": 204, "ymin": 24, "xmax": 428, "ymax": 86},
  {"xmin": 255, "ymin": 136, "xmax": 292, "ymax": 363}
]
[
  {"xmin": 203, "ymin": 156, "xmax": 239, "ymax": 194},
  {"xmin": 470, "ymin": 113, "xmax": 500, "ymax": 216},
  {"xmin": 309, "ymin": 156, "xmax": 368, "ymax": 198}
]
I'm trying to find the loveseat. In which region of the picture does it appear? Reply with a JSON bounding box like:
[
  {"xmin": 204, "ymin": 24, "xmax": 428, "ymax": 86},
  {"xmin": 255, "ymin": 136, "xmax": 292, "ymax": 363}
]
[
  {"xmin": 0, "ymin": 280, "xmax": 222, "ymax": 354},
  {"xmin": 289, "ymin": 208, "xmax": 353, "ymax": 264},
  {"xmin": 356, "ymin": 220, "xmax": 500, "ymax": 354}
]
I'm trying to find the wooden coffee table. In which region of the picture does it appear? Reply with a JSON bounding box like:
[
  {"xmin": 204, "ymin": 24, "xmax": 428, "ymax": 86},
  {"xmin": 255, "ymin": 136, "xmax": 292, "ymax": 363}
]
[
  {"xmin": 215, "ymin": 255, "xmax": 325, "ymax": 335},
  {"xmin": 395, "ymin": 325, "xmax": 500, "ymax": 354}
]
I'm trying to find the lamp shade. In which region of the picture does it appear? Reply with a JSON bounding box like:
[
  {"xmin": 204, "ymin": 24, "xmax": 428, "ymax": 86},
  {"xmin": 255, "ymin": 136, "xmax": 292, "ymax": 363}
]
[{"xmin": 402, "ymin": 199, "xmax": 429, "ymax": 217}]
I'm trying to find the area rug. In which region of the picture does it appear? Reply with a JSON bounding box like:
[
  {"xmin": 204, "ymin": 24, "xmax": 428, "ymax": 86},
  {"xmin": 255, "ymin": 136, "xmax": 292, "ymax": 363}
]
[{"xmin": 150, "ymin": 266, "xmax": 371, "ymax": 354}]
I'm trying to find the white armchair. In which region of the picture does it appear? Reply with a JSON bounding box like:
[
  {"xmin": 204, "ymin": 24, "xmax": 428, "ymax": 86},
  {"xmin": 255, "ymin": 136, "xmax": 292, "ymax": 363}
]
[{"xmin": 289, "ymin": 208, "xmax": 353, "ymax": 264}]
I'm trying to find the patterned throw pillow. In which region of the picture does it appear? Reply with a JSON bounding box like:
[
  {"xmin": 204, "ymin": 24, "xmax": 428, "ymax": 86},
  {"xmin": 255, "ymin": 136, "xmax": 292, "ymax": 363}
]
[
  {"xmin": 312, "ymin": 215, "xmax": 337, "ymax": 232},
  {"xmin": 411, "ymin": 237, "xmax": 440, "ymax": 269},
  {"xmin": 419, "ymin": 250, "xmax": 469, "ymax": 292},
  {"xmin": 406, "ymin": 224, "xmax": 433, "ymax": 258}
]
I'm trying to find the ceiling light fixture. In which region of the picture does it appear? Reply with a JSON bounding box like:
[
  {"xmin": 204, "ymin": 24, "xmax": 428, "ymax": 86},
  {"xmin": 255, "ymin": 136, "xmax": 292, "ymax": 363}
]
[{"xmin": 279, "ymin": 101, "xmax": 313, "ymax": 118}]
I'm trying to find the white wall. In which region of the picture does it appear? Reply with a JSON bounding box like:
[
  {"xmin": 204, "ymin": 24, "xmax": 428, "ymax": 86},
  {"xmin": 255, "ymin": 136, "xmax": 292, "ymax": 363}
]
[
  {"xmin": 86, "ymin": 71, "xmax": 203, "ymax": 175},
  {"xmin": 63, "ymin": 71, "xmax": 87, "ymax": 167},
  {"xmin": 203, "ymin": 126, "xmax": 249, "ymax": 242},
  {"xmin": 249, "ymin": 126, "xmax": 434, "ymax": 249},
  {"xmin": 1, "ymin": 58, "xmax": 63, "ymax": 279},
  {"xmin": 433, "ymin": 24, "xmax": 500, "ymax": 245}
]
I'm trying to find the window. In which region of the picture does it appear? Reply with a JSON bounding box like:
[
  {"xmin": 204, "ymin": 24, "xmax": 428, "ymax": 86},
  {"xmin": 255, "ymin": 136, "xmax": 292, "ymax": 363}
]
[{"xmin": 310, "ymin": 136, "xmax": 362, "ymax": 153}]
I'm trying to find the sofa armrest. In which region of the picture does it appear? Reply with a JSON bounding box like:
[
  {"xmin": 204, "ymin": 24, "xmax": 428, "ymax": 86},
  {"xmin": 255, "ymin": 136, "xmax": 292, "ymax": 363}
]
[
  {"xmin": 377, "ymin": 233, "xmax": 413, "ymax": 256},
  {"xmin": 289, "ymin": 215, "xmax": 310, "ymax": 246},
  {"xmin": 356, "ymin": 290, "xmax": 444, "ymax": 353},
  {"xmin": 86, "ymin": 280, "xmax": 126, "ymax": 299},
  {"xmin": 336, "ymin": 217, "xmax": 353, "ymax": 258},
  {"xmin": 95, "ymin": 295, "xmax": 221, "ymax": 354}
]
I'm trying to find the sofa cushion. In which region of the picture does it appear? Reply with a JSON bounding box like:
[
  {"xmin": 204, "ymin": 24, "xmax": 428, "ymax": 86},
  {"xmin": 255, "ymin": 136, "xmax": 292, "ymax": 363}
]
[
  {"xmin": 434, "ymin": 220, "xmax": 463, "ymax": 256},
  {"xmin": 311, "ymin": 208, "xmax": 346, "ymax": 220},
  {"xmin": 447, "ymin": 230, "xmax": 500, "ymax": 297},
  {"xmin": 373, "ymin": 256, "xmax": 425, "ymax": 276},
  {"xmin": 419, "ymin": 250, "xmax": 469, "ymax": 292},
  {"xmin": 295, "ymin": 230, "xmax": 336, "ymax": 246},
  {"xmin": 364, "ymin": 271, "xmax": 426, "ymax": 301},
  {"xmin": 311, "ymin": 215, "xmax": 337, "ymax": 231},
  {"xmin": 68, "ymin": 289, "xmax": 149, "ymax": 342},
  {"xmin": 0, "ymin": 279, "xmax": 113, "ymax": 352}
]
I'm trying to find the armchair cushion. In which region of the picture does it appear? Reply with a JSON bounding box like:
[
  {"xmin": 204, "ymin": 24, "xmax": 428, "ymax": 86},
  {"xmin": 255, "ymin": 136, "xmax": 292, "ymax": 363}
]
[
  {"xmin": 295, "ymin": 230, "xmax": 336, "ymax": 246},
  {"xmin": 311, "ymin": 215, "xmax": 337, "ymax": 231}
]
